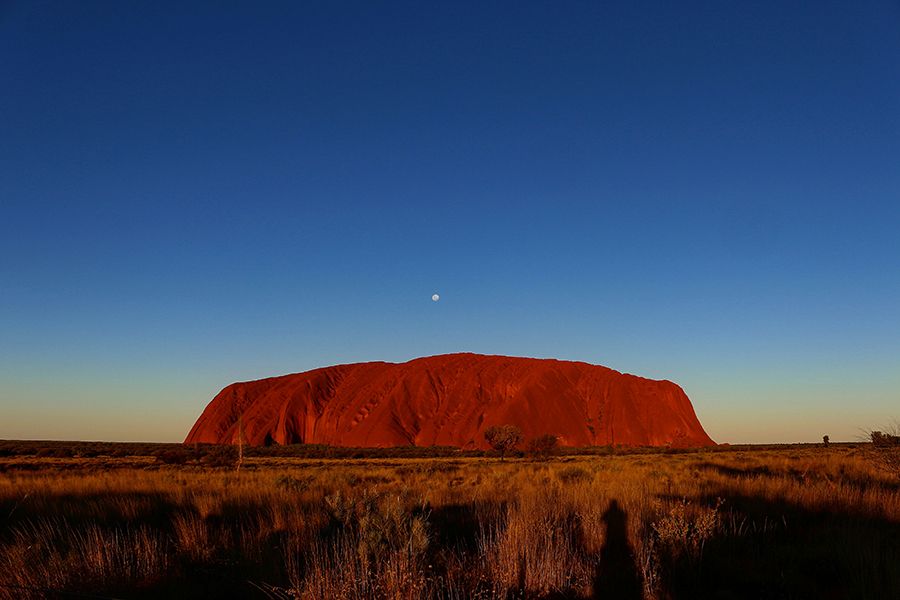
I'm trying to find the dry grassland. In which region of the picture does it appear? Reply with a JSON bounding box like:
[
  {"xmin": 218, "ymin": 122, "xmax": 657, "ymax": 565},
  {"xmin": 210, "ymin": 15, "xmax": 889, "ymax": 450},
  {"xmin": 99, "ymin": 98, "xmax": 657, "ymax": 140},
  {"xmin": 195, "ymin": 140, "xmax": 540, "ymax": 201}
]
[{"xmin": 1, "ymin": 445, "xmax": 898, "ymax": 599}]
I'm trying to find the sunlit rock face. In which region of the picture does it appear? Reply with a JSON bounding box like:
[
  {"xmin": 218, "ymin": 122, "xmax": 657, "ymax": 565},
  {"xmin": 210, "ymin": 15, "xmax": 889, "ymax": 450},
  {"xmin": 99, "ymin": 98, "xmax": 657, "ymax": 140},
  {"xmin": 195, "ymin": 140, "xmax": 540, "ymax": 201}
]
[{"xmin": 185, "ymin": 353, "xmax": 715, "ymax": 448}]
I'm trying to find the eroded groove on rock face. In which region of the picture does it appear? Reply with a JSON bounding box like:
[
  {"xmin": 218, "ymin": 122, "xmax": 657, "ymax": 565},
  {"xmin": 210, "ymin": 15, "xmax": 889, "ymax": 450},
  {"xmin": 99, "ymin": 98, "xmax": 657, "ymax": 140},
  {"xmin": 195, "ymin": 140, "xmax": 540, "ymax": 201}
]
[{"xmin": 185, "ymin": 353, "xmax": 714, "ymax": 448}]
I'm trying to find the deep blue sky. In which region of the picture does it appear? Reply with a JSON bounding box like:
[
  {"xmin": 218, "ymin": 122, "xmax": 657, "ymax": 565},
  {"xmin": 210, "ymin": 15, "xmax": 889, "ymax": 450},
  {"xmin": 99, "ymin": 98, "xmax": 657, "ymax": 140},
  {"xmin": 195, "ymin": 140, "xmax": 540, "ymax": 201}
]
[{"xmin": 2, "ymin": 1, "xmax": 898, "ymax": 443}]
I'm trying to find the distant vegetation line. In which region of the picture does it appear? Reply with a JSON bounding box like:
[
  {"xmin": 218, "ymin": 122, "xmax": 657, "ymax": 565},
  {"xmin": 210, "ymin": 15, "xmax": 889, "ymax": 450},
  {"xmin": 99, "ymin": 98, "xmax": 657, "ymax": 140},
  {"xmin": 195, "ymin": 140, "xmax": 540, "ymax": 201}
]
[{"xmin": 0, "ymin": 439, "xmax": 865, "ymax": 461}]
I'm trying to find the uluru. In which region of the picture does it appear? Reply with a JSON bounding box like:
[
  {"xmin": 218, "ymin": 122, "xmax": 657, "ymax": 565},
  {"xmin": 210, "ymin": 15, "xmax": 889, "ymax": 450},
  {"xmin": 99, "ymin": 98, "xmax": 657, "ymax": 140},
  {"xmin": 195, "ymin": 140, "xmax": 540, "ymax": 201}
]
[{"xmin": 186, "ymin": 353, "xmax": 714, "ymax": 448}]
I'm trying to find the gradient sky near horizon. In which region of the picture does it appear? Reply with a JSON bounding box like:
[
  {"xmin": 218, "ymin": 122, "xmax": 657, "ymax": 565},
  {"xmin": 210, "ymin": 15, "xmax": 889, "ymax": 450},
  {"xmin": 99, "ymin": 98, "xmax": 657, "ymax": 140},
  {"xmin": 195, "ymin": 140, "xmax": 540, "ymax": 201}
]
[{"xmin": 2, "ymin": 1, "xmax": 899, "ymax": 444}]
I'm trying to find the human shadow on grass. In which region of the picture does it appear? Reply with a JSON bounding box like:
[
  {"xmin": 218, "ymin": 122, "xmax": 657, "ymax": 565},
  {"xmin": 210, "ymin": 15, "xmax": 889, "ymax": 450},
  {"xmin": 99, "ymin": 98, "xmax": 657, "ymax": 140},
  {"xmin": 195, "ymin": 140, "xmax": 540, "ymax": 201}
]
[{"xmin": 592, "ymin": 499, "xmax": 643, "ymax": 600}]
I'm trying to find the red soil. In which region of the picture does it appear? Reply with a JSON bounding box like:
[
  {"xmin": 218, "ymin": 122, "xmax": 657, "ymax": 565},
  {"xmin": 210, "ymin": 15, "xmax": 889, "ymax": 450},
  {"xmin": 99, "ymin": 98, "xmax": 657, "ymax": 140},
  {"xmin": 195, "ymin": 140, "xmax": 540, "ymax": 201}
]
[{"xmin": 185, "ymin": 353, "xmax": 714, "ymax": 448}]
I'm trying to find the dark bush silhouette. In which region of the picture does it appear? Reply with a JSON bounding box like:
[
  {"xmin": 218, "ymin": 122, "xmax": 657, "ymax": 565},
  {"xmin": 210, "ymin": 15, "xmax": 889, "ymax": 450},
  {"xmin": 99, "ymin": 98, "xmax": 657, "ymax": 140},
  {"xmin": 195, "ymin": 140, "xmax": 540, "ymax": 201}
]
[
  {"xmin": 870, "ymin": 428, "xmax": 900, "ymax": 478},
  {"xmin": 200, "ymin": 445, "xmax": 239, "ymax": 468},
  {"xmin": 526, "ymin": 434, "xmax": 560, "ymax": 460},
  {"xmin": 36, "ymin": 447, "xmax": 74, "ymax": 458},
  {"xmin": 154, "ymin": 448, "xmax": 192, "ymax": 465},
  {"xmin": 871, "ymin": 430, "xmax": 900, "ymax": 447}
]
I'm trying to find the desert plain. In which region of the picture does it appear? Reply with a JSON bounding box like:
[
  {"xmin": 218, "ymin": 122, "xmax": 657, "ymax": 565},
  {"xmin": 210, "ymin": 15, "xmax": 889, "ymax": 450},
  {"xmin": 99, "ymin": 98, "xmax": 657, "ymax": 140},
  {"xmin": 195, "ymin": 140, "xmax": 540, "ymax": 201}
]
[{"xmin": 1, "ymin": 440, "xmax": 898, "ymax": 599}]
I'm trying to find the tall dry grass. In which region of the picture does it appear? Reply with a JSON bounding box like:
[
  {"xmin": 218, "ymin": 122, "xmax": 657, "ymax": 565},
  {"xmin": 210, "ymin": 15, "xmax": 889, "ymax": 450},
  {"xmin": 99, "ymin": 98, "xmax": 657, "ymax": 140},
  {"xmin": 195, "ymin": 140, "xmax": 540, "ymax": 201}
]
[{"xmin": 0, "ymin": 446, "xmax": 898, "ymax": 599}]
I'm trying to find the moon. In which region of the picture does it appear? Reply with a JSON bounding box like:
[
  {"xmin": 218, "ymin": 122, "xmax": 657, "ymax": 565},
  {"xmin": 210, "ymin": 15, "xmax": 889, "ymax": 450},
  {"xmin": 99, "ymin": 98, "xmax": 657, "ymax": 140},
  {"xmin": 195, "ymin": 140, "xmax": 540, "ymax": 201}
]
[{"xmin": 431, "ymin": 293, "xmax": 440, "ymax": 302}]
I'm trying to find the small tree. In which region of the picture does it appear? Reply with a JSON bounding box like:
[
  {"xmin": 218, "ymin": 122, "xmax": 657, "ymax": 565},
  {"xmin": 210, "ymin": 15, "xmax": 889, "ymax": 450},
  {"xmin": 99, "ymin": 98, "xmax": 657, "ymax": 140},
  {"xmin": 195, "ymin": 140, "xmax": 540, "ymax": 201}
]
[
  {"xmin": 527, "ymin": 434, "xmax": 560, "ymax": 460},
  {"xmin": 484, "ymin": 425, "xmax": 524, "ymax": 460},
  {"xmin": 235, "ymin": 415, "xmax": 245, "ymax": 473},
  {"xmin": 823, "ymin": 435, "xmax": 829, "ymax": 448}
]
